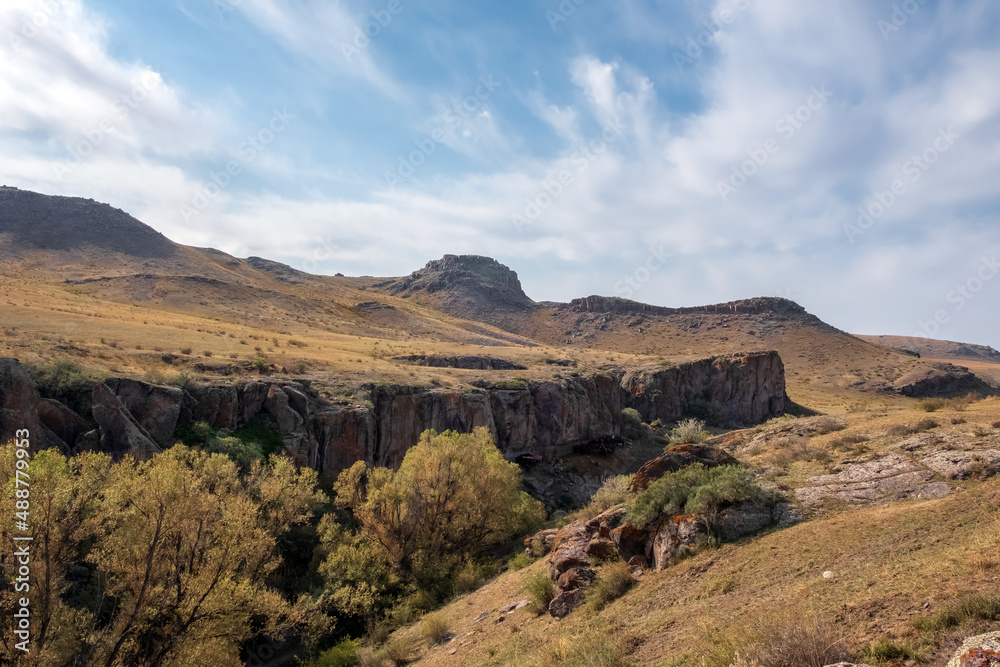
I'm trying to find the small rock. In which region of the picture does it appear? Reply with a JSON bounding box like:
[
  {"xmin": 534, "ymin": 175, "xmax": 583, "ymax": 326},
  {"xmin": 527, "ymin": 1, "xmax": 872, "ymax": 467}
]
[
  {"xmin": 549, "ymin": 588, "xmax": 587, "ymax": 619},
  {"xmin": 557, "ymin": 567, "xmax": 596, "ymax": 592},
  {"xmin": 474, "ymin": 611, "xmax": 488, "ymax": 622},
  {"xmin": 823, "ymin": 571, "xmax": 833, "ymax": 578}
]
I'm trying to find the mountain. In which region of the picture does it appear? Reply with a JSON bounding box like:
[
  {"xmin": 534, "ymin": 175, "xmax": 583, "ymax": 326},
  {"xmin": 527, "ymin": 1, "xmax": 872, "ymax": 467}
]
[
  {"xmin": 858, "ymin": 334, "xmax": 1000, "ymax": 363},
  {"xmin": 1, "ymin": 187, "xmax": 996, "ymax": 400}
]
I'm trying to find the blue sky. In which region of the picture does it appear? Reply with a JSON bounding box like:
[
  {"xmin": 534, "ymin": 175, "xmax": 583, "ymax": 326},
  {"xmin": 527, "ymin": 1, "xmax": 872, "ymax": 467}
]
[{"xmin": 2, "ymin": 0, "xmax": 999, "ymax": 349}]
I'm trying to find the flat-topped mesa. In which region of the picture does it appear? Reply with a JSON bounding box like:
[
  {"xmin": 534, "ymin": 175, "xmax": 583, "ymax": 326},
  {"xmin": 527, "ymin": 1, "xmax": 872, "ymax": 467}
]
[
  {"xmin": 384, "ymin": 254, "xmax": 535, "ymax": 310},
  {"xmin": 566, "ymin": 295, "xmax": 808, "ymax": 317}
]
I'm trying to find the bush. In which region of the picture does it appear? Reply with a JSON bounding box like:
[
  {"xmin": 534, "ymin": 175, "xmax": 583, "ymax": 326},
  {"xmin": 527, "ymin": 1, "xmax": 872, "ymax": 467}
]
[
  {"xmin": 916, "ymin": 398, "xmax": 945, "ymax": 412},
  {"xmin": 208, "ymin": 435, "xmax": 263, "ymax": 472},
  {"xmin": 30, "ymin": 358, "xmax": 99, "ymax": 394},
  {"xmin": 912, "ymin": 592, "xmax": 1000, "ymax": 632},
  {"xmin": 587, "ymin": 562, "xmax": 635, "ymax": 611},
  {"xmin": 308, "ymin": 639, "xmax": 360, "ymax": 667},
  {"xmin": 621, "ymin": 408, "xmax": 646, "ymax": 440},
  {"xmin": 628, "ymin": 464, "xmax": 768, "ymax": 529},
  {"xmin": 506, "ymin": 551, "xmax": 533, "ymax": 572},
  {"xmin": 576, "ymin": 474, "xmax": 636, "ymax": 520},
  {"xmin": 525, "ymin": 571, "xmax": 555, "ymax": 615},
  {"xmin": 669, "ymin": 418, "xmax": 711, "ymax": 446},
  {"xmin": 251, "ymin": 353, "xmax": 269, "ymax": 373},
  {"xmin": 860, "ymin": 639, "xmax": 920, "ymax": 663},
  {"xmin": 704, "ymin": 611, "xmax": 848, "ymax": 667},
  {"xmin": 420, "ymin": 613, "xmax": 451, "ymax": 644}
]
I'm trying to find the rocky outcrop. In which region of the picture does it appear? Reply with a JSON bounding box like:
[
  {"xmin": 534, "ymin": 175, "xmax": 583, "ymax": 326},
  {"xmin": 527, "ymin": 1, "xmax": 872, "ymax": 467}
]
[
  {"xmin": 567, "ymin": 295, "xmax": 810, "ymax": 318},
  {"xmin": 0, "ymin": 358, "xmax": 63, "ymax": 450},
  {"xmin": 103, "ymin": 378, "xmax": 183, "ymax": 448},
  {"xmin": 620, "ymin": 352, "xmax": 786, "ymax": 426},
  {"xmin": 91, "ymin": 384, "xmax": 162, "ymax": 460},
  {"xmin": 892, "ymin": 362, "xmax": 995, "ymax": 397},
  {"xmin": 392, "ymin": 355, "xmax": 526, "ymax": 371},
  {"xmin": 948, "ymin": 631, "xmax": 1000, "ymax": 666},
  {"xmin": 630, "ymin": 443, "xmax": 740, "ymax": 492},
  {"xmin": 0, "ymin": 352, "xmax": 786, "ymax": 481}
]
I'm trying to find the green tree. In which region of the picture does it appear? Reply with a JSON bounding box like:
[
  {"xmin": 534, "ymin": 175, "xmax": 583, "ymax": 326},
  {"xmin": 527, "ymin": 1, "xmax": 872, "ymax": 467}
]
[{"xmin": 329, "ymin": 428, "xmax": 545, "ymax": 595}]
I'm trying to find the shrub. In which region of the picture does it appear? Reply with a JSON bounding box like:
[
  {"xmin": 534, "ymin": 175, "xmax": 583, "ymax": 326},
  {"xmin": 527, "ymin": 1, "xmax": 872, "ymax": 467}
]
[
  {"xmin": 912, "ymin": 592, "xmax": 1000, "ymax": 632},
  {"xmin": 705, "ymin": 611, "xmax": 848, "ymax": 667},
  {"xmin": 669, "ymin": 418, "xmax": 711, "ymax": 446},
  {"xmin": 251, "ymin": 353, "xmax": 269, "ymax": 373},
  {"xmin": 628, "ymin": 464, "xmax": 768, "ymax": 529},
  {"xmin": 180, "ymin": 347, "xmax": 192, "ymax": 355},
  {"xmin": 208, "ymin": 435, "xmax": 263, "ymax": 472},
  {"xmin": 308, "ymin": 639, "xmax": 360, "ymax": 667},
  {"xmin": 576, "ymin": 474, "xmax": 636, "ymax": 520},
  {"xmin": 202, "ymin": 350, "xmax": 213, "ymax": 357},
  {"xmin": 916, "ymin": 398, "xmax": 945, "ymax": 412},
  {"xmin": 30, "ymin": 358, "xmax": 99, "ymax": 395},
  {"xmin": 588, "ymin": 562, "xmax": 635, "ymax": 611},
  {"xmin": 506, "ymin": 551, "xmax": 533, "ymax": 572},
  {"xmin": 525, "ymin": 571, "xmax": 555, "ymax": 615},
  {"xmin": 860, "ymin": 639, "xmax": 920, "ymax": 663},
  {"xmin": 621, "ymin": 408, "xmax": 646, "ymax": 440},
  {"xmin": 420, "ymin": 613, "xmax": 451, "ymax": 645}
]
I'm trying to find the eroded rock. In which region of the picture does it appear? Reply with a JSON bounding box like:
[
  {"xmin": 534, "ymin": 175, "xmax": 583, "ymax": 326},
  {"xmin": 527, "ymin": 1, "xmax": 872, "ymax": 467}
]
[{"xmin": 947, "ymin": 631, "xmax": 1000, "ymax": 667}]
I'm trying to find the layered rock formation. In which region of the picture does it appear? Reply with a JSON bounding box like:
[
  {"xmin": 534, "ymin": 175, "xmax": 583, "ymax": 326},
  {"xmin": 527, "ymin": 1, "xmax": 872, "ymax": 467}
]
[{"xmin": 0, "ymin": 351, "xmax": 786, "ymax": 480}]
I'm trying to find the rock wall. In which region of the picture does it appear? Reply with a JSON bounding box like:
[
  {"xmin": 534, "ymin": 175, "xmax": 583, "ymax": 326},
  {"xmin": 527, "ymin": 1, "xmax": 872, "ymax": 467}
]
[{"xmin": 0, "ymin": 351, "xmax": 786, "ymax": 480}]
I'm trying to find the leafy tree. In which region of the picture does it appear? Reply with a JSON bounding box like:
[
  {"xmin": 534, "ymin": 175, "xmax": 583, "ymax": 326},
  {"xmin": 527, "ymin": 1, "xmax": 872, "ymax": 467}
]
[
  {"xmin": 328, "ymin": 428, "xmax": 545, "ymax": 604},
  {"xmin": 0, "ymin": 443, "xmax": 328, "ymax": 667}
]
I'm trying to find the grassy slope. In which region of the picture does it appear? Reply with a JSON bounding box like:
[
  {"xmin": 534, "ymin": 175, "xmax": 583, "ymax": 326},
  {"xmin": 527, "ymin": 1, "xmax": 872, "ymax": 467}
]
[{"xmin": 383, "ymin": 397, "xmax": 1000, "ymax": 667}]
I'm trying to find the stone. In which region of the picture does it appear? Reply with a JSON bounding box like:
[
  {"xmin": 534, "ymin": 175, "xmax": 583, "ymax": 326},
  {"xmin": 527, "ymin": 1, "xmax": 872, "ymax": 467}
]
[
  {"xmin": 921, "ymin": 450, "xmax": 1000, "ymax": 480},
  {"xmin": 36, "ymin": 397, "xmax": 88, "ymax": 448},
  {"xmin": 548, "ymin": 588, "xmax": 587, "ymax": 619},
  {"xmin": 91, "ymin": 383, "xmax": 162, "ymax": 460},
  {"xmin": 947, "ymin": 631, "xmax": 1000, "ymax": 667},
  {"xmin": 103, "ymin": 378, "xmax": 183, "ymax": 448},
  {"xmin": 585, "ymin": 538, "xmax": 618, "ymax": 561},
  {"xmin": 715, "ymin": 498, "xmax": 774, "ymax": 542},
  {"xmin": 649, "ymin": 514, "xmax": 705, "ymax": 571},
  {"xmin": 556, "ymin": 567, "xmax": 596, "ymax": 592}
]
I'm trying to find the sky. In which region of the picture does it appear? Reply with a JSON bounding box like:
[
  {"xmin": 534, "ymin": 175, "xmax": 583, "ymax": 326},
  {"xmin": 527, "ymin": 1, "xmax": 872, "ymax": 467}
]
[{"xmin": 1, "ymin": 0, "xmax": 999, "ymax": 349}]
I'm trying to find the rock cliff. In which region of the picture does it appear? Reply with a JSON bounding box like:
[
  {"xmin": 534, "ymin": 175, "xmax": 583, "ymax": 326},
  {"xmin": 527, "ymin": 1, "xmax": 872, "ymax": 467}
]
[{"xmin": 0, "ymin": 351, "xmax": 787, "ymax": 481}]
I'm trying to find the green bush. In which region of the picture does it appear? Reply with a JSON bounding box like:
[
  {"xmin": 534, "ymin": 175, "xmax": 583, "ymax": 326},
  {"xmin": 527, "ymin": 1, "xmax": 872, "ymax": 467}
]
[
  {"xmin": 208, "ymin": 435, "xmax": 263, "ymax": 472},
  {"xmin": 30, "ymin": 358, "xmax": 100, "ymax": 394},
  {"xmin": 525, "ymin": 571, "xmax": 555, "ymax": 615},
  {"xmin": 587, "ymin": 562, "xmax": 635, "ymax": 611},
  {"xmin": 860, "ymin": 638, "xmax": 920, "ymax": 663},
  {"xmin": 506, "ymin": 551, "xmax": 533, "ymax": 572},
  {"xmin": 576, "ymin": 474, "xmax": 636, "ymax": 520},
  {"xmin": 621, "ymin": 408, "xmax": 646, "ymax": 440},
  {"xmin": 668, "ymin": 418, "xmax": 711, "ymax": 446},
  {"xmin": 420, "ymin": 613, "xmax": 451, "ymax": 644},
  {"xmin": 308, "ymin": 639, "xmax": 360, "ymax": 667},
  {"xmin": 628, "ymin": 464, "xmax": 768, "ymax": 529}
]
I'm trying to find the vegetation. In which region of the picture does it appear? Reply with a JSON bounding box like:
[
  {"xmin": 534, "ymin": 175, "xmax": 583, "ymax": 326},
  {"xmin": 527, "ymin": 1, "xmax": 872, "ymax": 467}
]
[
  {"xmin": 628, "ymin": 464, "xmax": 769, "ymax": 529},
  {"xmin": 587, "ymin": 562, "xmax": 635, "ymax": 611},
  {"xmin": 575, "ymin": 474, "xmax": 635, "ymax": 520},
  {"xmin": 668, "ymin": 418, "xmax": 711, "ymax": 446},
  {"xmin": 0, "ymin": 443, "xmax": 326, "ymax": 666},
  {"xmin": 620, "ymin": 408, "xmax": 646, "ymax": 440},
  {"xmin": 525, "ymin": 571, "xmax": 556, "ymax": 615},
  {"xmin": 321, "ymin": 428, "xmax": 544, "ymax": 629}
]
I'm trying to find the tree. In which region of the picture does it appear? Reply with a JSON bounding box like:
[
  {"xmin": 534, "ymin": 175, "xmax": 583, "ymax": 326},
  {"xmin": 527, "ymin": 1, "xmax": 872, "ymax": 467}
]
[
  {"xmin": 0, "ymin": 443, "xmax": 328, "ymax": 667},
  {"xmin": 331, "ymin": 428, "xmax": 545, "ymax": 588}
]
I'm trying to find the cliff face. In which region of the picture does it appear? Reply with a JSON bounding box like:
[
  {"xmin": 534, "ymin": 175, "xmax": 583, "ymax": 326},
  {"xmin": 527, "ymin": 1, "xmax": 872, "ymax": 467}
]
[{"xmin": 0, "ymin": 352, "xmax": 786, "ymax": 481}]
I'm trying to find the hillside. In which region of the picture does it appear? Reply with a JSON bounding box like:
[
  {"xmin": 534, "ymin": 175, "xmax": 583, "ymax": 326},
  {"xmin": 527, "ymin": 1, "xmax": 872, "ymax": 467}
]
[{"xmin": 1, "ymin": 188, "xmax": 997, "ymax": 410}]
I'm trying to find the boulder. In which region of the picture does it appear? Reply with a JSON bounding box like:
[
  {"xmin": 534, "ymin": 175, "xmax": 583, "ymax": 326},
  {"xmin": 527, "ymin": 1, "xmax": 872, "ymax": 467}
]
[
  {"xmin": 91, "ymin": 383, "xmax": 162, "ymax": 460},
  {"xmin": 715, "ymin": 498, "xmax": 775, "ymax": 542},
  {"xmin": 947, "ymin": 631, "xmax": 1000, "ymax": 667},
  {"xmin": 548, "ymin": 523, "xmax": 593, "ymax": 578},
  {"xmin": 630, "ymin": 444, "xmax": 739, "ymax": 492},
  {"xmin": 103, "ymin": 378, "xmax": 183, "ymax": 448},
  {"xmin": 548, "ymin": 588, "xmax": 587, "ymax": 619},
  {"xmin": 556, "ymin": 567, "xmax": 596, "ymax": 592},
  {"xmin": 36, "ymin": 398, "xmax": 89, "ymax": 447},
  {"xmin": 649, "ymin": 514, "xmax": 705, "ymax": 570},
  {"xmin": 524, "ymin": 528, "xmax": 558, "ymax": 557},
  {"xmin": 0, "ymin": 358, "xmax": 63, "ymax": 451},
  {"xmin": 585, "ymin": 538, "xmax": 618, "ymax": 561}
]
